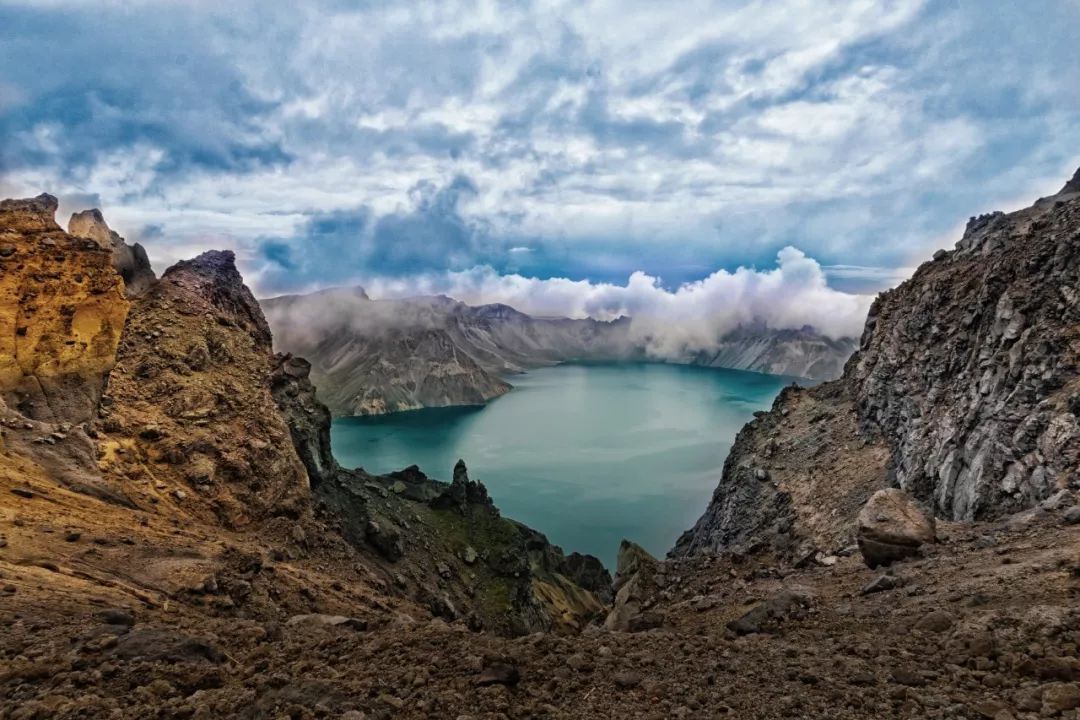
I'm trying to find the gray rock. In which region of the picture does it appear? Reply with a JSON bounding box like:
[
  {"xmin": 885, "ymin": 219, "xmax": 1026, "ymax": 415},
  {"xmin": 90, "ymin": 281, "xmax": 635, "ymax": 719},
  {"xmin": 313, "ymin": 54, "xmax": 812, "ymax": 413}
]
[
  {"xmin": 605, "ymin": 540, "xmax": 660, "ymax": 632},
  {"xmin": 913, "ymin": 610, "xmax": 954, "ymax": 633},
  {"xmin": 613, "ymin": 670, "xmax": 643, "ymax": 689},
  {"xmin": 861, "ymin": 574, "xmax": 903, "ymax": 595},
  {"xmin": 97, "ymin": 608, "xmax": 135, "ymax": 627},
  {"xmin": 68, "ymin": 208, "xmax": 156, "ymax": 297}
]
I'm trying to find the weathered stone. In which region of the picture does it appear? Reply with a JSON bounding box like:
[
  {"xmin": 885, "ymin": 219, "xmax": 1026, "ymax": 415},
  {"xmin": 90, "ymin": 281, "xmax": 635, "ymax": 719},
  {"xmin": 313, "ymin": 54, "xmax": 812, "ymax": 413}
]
[
  {"xmin": 913, "ymin": 610, "xmax": 954, "ymax": 633},
  {"xmin": 861, "ymin": 574, "xmax": 903, "ymax": 595},
  {"xmin": 605, "ymin": 540, "xmax": 660, "ymax": 632},
  {"xmin": 726, "ymin": 587, "xmax": 813, "ymax": 635},
  {"xmin": 857, "ymin": 489, "xmax": 935, "ymax": 568}
]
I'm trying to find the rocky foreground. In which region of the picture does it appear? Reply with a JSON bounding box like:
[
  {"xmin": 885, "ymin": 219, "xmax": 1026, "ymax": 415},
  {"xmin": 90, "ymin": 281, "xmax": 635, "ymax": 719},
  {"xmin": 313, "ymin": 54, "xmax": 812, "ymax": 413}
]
[{"xmin": 1, "ymin": 169, "xmax": 1080, "ymax": 719}]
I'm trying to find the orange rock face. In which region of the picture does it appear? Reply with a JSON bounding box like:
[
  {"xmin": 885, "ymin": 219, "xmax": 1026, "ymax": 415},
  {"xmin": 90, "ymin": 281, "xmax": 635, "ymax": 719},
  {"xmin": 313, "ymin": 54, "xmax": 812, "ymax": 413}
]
[
  {"xmin": 98, "ymin": 250, "xmax": 310, "ymax": 528},
  {"xmin": 0, "ymin": 194, "xmax": 129, "ymax": 423}
]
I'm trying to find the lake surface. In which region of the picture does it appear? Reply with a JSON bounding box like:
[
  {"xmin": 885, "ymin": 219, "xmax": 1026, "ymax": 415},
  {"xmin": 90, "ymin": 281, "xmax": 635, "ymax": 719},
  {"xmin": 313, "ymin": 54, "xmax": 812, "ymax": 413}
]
[{"xmin": 331, "ymin": 363, "xmax": 796, "ymax": 568}]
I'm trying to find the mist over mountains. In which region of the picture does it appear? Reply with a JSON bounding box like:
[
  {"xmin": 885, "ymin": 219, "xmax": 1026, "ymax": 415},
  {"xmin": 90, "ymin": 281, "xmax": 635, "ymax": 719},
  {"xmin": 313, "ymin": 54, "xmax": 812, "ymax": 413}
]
[{"xmin": 261, "ymin": 284, "xmax": 857, "ymax": 416}]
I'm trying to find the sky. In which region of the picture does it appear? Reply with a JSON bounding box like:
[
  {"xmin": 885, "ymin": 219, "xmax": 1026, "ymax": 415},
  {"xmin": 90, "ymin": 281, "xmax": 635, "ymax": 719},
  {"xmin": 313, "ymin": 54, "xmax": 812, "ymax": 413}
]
[{"xmin": 1, "ymin": 0, "xmax": 1078, "ymax": 338}]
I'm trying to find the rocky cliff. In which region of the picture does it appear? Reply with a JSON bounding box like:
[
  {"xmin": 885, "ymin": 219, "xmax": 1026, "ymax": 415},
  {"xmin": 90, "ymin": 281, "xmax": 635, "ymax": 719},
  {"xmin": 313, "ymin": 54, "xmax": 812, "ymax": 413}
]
[
  {"xmin": 261, "ymin": 290, "xmax": 634, "ymax": 416},
  {"xmin": 0, "ymin": 198, "xmax": 607, "ymax": 644},
  {"xmin": 674, "ymin": 168, "xmax": 1080, "ymax": 560},
  {"xmin": 95, "ymin": 249, "xmax": 311, "ymax": 527},
  {"xmin": 0, "ymin": 195, "xmax": 129, "ymax": 425},
  {"xmin": 853, "ymin": 175, "xmax": 1080, "ymax": 520},
  {"xmin": 68, "ymin": 208, "xmax": 155, "ymax": 297}
]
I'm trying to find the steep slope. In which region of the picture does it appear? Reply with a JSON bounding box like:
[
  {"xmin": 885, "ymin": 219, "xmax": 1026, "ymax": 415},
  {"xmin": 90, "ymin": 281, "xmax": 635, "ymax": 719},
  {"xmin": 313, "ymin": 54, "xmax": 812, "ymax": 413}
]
[
  {"xmin": 675, "ymin": 168, "xmax": 1080, "ymax": 560},
  {"xmin": 308, "ymin": 324, "xmax": 511, "ymax": 416},
  {"xmin": 95, "ymin": 250, "xmax": 311, "ymax": 527},
  {"xmin": 853, "ymin": 177, "xmax": 1080, "ymax": 519},
  {"xmin": 261, "ymin": 290, "xmax": 635, "ymax": 416}
]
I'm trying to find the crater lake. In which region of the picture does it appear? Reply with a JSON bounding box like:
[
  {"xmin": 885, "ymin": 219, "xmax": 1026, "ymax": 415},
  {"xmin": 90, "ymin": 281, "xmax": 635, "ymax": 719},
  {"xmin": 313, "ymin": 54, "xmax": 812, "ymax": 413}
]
[{"xmin": 331, "ymin": 363, "xmax": 799, "ymax": 567}]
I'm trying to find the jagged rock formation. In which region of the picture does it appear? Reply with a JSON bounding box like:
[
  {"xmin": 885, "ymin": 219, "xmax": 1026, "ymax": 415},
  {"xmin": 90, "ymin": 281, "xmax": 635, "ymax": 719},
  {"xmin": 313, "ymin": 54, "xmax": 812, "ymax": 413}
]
[
  {"xmin": 674, "ymin": 168, "xmax": 1080, "ymax": 560},
  {"xmin": 694, "ymin": 323, "xmax": 857, "ymax": 380},
  {"xmin": 0, "ymin": 198, "xmax": 608, "ymax": 638},
  {"xmin": 263, "ymin": 289, "xmax": 852, "ymax": 416},
  {"xmin": 270, "ymin": 353, "xmax": 337, "ymax": 487},
  {"xmin": 68, "ymin": 209, "xmax": 155, "ymax": 297},
  {"xmin": 0, "ymin": 194, "xmax": 129, "ymax": 425},
  {"xmin": 96, "ymin": 249, "xmax": 310, "ymax": 527},
  {"xmin": 853, "ymin": 175, "xmax": 1080, "ymax": 519},
  {"xmin": 605, "ymin": 540, "xmax": 662, "ymax": 631},
  {"xmin": 266, "ymin": 328, "xmax": 615, "ymax": 633}
]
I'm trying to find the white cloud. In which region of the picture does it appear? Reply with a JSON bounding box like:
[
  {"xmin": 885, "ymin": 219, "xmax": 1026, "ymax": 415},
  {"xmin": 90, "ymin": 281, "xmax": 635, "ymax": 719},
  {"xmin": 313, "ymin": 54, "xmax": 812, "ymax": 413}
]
[
  {"xmin": 361, "ymin": 246, "xmax": 873, "ymax": 350},
  {"xmin": 2, "ymin": 0, "xmax": 1078, "ymax": 294}
]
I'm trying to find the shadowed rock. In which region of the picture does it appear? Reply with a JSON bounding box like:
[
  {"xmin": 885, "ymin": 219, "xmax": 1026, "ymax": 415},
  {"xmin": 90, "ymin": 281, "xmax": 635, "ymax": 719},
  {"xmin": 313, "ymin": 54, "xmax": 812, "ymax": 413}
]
[{"xmin": 69, "ymin": 208, "xmax": 155, "ymax": 297}]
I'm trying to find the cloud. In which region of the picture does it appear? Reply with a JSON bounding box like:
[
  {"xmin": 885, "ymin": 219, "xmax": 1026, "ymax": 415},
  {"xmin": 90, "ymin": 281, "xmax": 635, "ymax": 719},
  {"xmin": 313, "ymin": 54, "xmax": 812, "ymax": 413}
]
[
  {"xmin": 1, "ymin": 0, "xmax": 1078, "ymax": 295},
  {"xmin": 254, "ymin": 175, "xmax": 502, "ymax": 292},
  {"xmin": 359, "ymin": 246, "xmax": 873, "ymax": 346}
]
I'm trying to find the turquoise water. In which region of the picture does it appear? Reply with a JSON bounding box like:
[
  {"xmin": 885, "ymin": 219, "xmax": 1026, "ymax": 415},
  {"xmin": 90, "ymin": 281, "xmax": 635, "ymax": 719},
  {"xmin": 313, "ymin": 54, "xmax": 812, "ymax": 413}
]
[{"xmin": 331, "ymin": 363, "xmax": 796, "ymax": 568}]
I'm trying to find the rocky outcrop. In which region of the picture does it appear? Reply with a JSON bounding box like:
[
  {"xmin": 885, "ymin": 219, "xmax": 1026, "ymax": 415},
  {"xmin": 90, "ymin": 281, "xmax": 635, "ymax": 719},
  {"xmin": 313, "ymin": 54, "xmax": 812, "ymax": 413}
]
[
  {"xmin": 1, "ymin": 191, "xmax": 609, "ymax": 639},
  {"xmin": 68, "ymin": 209, "xmax": 155, "ymax": 297},
  {"xmin": 270, "ymin": 353, "xmax": 337, "ymax": 488},
  {"xmin": 313, "ymin": 458, "xmax": 609, "ymax": 635},
  {"xmin": 0, "ymin": 195, "xmax": 129, "ymax": 425},
  {"xmin": 856, "ymin": 488, "xmax": 935, "ymax": 568},
  {"xmin": 97, "ymin": 250, "xmax": 310, "ymax": 526},
  {"xmin": 605, "ymin": 540, "xmax": 662, "ymax": 632},
  {"xmin": 674, "ymin": 168, "xmax": 1080, "ymax": 560},
  {"xmin": 430, "ymin": 458, "xmax": 493, "ymax": 513},
  {"xmin": 672, "ymin": 380, "xmax": 890, "ymax": 558},
  {"xmin": 852, "ymin": 178, "xmax": 1080, "ymax": 520}
]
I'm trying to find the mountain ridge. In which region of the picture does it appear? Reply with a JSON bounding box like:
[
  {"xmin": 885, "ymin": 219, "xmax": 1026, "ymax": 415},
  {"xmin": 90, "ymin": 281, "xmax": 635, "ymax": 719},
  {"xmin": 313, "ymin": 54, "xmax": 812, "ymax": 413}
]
[{"xmin": 262, "ymin": 289, "xmax": 856, "ymax": 416}]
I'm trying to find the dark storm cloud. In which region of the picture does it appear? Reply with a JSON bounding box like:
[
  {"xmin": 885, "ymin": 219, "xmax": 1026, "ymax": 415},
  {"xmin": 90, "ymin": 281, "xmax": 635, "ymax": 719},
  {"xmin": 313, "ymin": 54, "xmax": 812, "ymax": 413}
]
[{"xmin": 256, "ymin": 175, "xmax": 499, "ymax": 292}]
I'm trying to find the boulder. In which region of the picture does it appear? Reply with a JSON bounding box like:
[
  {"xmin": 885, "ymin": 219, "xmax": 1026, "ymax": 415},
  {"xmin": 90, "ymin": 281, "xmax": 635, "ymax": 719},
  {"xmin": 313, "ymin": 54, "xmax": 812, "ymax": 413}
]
[
  {"xmin": 726, "ymin": 587, "xmax": 813, "ymax": 635},
  {"xmin": 856, "ymin": 489, "xmax": 935, "ymax": 568}
]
